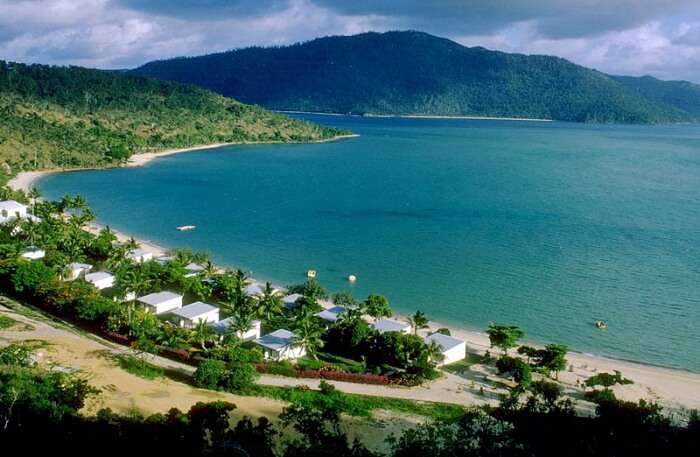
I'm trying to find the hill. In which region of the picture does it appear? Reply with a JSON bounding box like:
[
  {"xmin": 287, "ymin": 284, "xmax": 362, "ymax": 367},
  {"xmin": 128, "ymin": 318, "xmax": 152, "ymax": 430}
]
[
  {"xmin": 0, "ymin": 61, "xmax": 345, "ymax": 177},
  {"xmin": 613, "ymin": 75, "xmax": 700, "ymax": 117},
  {"xmin": 132, "ymin": 31, "xmax": 693, "ymax": 124}
]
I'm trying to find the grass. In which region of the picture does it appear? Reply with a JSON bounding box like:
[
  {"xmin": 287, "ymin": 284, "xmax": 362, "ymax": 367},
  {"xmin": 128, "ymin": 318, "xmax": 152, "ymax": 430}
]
[
  {"xmin": 242, "ymin": 384, "xmax": 466, "ymax": 421},
  {"xmin": 117, "ymin": 355, "xmax": 165, "ymax": 380},
  {"xmin": 442, "ymin": 353, "xmax": 485, "ymax": 374},
  {"xmin": 0, "ymin": 314, "xmax": 17, "ymax": 329}
]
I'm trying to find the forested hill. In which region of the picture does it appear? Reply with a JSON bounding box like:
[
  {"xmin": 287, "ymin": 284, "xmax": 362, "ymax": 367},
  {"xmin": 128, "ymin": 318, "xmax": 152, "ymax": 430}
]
[
  {"xmin": 0, "ymin": 61, "xmax": 344, "ymax": 175},
  {"xmin": 132, "ymin": 31, "xmax": 694, "ymax": 124},
  {"xmin": 613, "ymin": 75, "xmax": 700, "ymax": 117}
]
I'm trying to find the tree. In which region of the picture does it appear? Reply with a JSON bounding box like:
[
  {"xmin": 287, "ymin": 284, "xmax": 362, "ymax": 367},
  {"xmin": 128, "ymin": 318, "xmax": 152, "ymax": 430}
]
[
  {"xmin": 496, "ymin": 356, "xmax": 532, "ymax": 388},
  {"xmin": 193, "ymin": 359, "xmax": 227, "ymax": 390},
  {"xmin": 361, "ymin": 294, "xmax": 392, "ymax": 321},
  {"xmin": 331, "ymin": 291, "xmax": 357, "ymax": 308},
  {"xmin": 293, "ymin": 311, "xmax": 325, "ymax": 360},
  {"xmin": 256, "ymin": 282, "xmax": 284, "ymax": 321},
  {"xmin": 407, "ymin": 310, "xmax": 429, "ymax": 335},
  {"xmin": 11, "ymin": 260, "xmax": 56, "ymax": 296},
  {"xmin": 191, "ymin": 320, "xmax": 217, "ymax": 350},
  {"xmin": 535, "ymin": 344, "xmax": 568, "ymax": 379},
  {"xmin": 225, "ymin": 363, "xmax": 258, "ymax": 391},
  {"xmin": 287, "ymin": 279, "xmax": 327, "ymax": 300},
  {"xmin": 486, "ymin": 324, "xmax": 524, "ymax": 354}
]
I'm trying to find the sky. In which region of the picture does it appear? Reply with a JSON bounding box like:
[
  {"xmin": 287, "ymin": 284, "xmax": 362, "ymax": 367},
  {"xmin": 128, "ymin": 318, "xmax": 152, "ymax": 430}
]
[{"xmin": 1, "ymin": 0, "xmax": 700, "ymax": 82}]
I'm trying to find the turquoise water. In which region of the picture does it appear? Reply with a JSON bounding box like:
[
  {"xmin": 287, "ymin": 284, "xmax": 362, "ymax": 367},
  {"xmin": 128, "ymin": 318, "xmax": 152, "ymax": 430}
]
[{"xmin": 39, "ymin": 115, "xmax": 700, "ymax": 371}]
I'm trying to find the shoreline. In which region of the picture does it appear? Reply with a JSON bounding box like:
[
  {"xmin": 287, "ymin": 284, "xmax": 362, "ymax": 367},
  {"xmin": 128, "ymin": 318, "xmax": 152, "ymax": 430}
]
[
  {"xmin": 279, "ymin": 110, "xmax": 553, "ymax": 122},
  {"xmin": 7, "ymin": 134, "xmax": 360, "ymax": 193},
  {"xmin": 7, "ymin": 143, "xmax": 700, "ymax": 412}
]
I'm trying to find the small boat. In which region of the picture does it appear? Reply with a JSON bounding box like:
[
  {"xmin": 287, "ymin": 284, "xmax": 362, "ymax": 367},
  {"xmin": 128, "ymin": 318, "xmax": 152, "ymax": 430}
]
[
  {"xmin": 307, "ymin": 269, "xmax": 317, "ymax": 279},
  {"xmin": 595, "ymin": 320, "xmax": 607, "ymax": 329},
  {"xmin": 176, "ymin": 225, "xmax": 196, "ymax": 231},
  {"xmin": 347, "ymin": 274, "xmax": 357, "ymax": 283}
]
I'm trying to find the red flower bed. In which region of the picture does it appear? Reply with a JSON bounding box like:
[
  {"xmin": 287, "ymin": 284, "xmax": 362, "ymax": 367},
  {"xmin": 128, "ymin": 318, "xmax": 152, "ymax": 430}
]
[
  {"xmin": 297, "ymin": 367, "xmax": 390, "ymax": 385},
  {"xmin": 158, "ymin": 346, "xmax": 195, "ymax": 364},
  {"xmin": 102, "ymin": 330, "xmax": 131, "ymax": 345}
]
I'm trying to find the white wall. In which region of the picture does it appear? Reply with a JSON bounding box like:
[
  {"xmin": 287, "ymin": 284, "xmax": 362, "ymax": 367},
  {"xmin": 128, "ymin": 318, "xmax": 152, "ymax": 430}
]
[{"xmin": 440, "ymin": 342, "xmax": 467, "ymax": 366}]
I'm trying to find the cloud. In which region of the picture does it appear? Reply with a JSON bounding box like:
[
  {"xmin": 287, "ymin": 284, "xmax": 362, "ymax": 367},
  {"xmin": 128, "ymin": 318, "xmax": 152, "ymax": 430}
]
[{"xmin": 1, "ymin": 0, "xmax": 700, "ymax": 82}]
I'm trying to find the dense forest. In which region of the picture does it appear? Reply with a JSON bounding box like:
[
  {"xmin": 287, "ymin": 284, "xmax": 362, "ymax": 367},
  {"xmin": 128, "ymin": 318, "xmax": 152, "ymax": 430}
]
[
  {"xmin": 613, "ymin": 75, "xmax": 700, "ymax": 117},
  {"xmin": 132, "ymin": 31, "xmax": 696, "ymax": 124},
  {"xmin": 0, "ymin": 61, "xmax": 345, "ymax": 177}
]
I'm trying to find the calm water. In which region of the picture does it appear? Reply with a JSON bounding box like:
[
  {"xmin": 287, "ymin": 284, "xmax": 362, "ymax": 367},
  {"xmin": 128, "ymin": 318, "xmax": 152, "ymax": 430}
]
[{"xmin": 39, "ymin": 115, "xmax": 700, "ymax": 371}]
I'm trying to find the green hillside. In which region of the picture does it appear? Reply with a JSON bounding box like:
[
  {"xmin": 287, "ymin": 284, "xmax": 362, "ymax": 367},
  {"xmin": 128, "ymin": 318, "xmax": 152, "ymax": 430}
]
[
  {"xmin": 132, "ymin": 31, "xmax": 693, "ymax": 124},
  {"xmin": 613, "ymin": 75, "xmax": 700, "ymax": 117},
  {"xmin": 0, "ymin": 61, "xmax": 345, "ymax": 176}
]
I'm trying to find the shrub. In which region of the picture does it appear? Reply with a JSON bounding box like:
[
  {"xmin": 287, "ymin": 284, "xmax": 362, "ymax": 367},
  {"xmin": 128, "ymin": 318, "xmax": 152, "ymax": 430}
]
[
  {"xmin": 194, "ymin": 359, "xmax": 228, "ymax": 389},
  {"xmin": 584, "ymin": 388, "xmax": 617, "ymax": 403},
  {"xmin": 256, "ymin": 361, "xmax": 297, "ymax": 377},
  {"xmin": 225, "ymin": 363, "xmax": 258, "ymax": 391},
  {"xmin": 0, "ymin": 343, "xmax": 32, "ymax": 366},
  {"xmin": 585, "ymin": 371, "xmax": 633, "ymax": 388},
  {"xmin": 117, "ymin": 355, "xmax": 163, "ymax": 380}
]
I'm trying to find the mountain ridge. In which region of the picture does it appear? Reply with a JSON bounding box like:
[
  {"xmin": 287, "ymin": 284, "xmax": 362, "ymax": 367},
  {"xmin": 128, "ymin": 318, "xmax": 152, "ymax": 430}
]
[{"xmin": 131, "ymin": 30, "xmax": 696, "ymax": 124}]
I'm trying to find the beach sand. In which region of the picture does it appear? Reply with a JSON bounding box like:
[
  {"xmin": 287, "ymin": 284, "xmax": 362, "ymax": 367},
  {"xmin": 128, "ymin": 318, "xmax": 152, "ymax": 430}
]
[{"xmin": 6, "ymin": 142, "xmax": 700, "ymax": 415}]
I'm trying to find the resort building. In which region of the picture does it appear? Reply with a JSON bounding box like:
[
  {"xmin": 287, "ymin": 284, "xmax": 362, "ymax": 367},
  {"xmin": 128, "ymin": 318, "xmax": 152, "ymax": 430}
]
[
  {"xmin": 254, "ymin": 329, "xmax": 306, "ymax": 361},
  {"xmin": 126, "ymin": 248, "xmax": 153, "ymax": 263},
  {"xmin": 154, "ymin": 255, "xmax": 174, "ymax": 265},
  {"xmin": 137, "ymin": 291, "xmax": 183, "ymax": 314},
  {"xmin": 372, "ymin": 318, "xmax": 411, "ymax": 334},
  {"xmin": 424, "ymin": 332, "xmax": 467, "ymax": 366},
  {"xmin": 84, "ymin": 271, "xmax": 116, "ymax": 290},
  {"xmin": 64, "ymin": 262, "xmax": 92, "ymax": 280},
  {"xmin": 316, "ymin": 306, "xmax": 346, "ymax": 323},
  {"xmin": 245, "ymin": 283, "xmax": 265, "ymax": 297},
  {"xmin": 0, "ymin": 200, "xmax": 31, "ymax": 224},
  {"xmin": 210, "ymin": 318, "xmax": 261, "ymax": 341},
  {"xmin": 171, "ymin": 301, "xmax": 220, "ymax": 328},
  {"xmin": 20, "ymin": 246, "xmax": 46, "ymax": 261},
  {"xmin": 184, "ymin": 262, "xmax": 205, "ymax": 278},
  {"xmin": 283, "ymin": 293, "xmax": 303, "ymax": 309}
]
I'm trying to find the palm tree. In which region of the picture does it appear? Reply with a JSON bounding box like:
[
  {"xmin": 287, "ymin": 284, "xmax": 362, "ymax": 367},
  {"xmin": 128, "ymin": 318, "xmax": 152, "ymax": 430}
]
[
  {"xmin": 408, "ymin": 310, "xmax": 430, "ymax": 335},
  {"xmin": 191, "ymin": 321, "xmax": 217, "ymax": 350},
  {"xmin": 28, "ymin": 187, "xmax": 41, "ymax": 215},
  {"xmin": 202, "ymin": 260, "xmax": 218, "ymax": 278},
  {"xmin": 425, "ymin": 340, "xmax": 445, "ymax": 366},
  {"xmin": 292, "ymin": 313, "xmax": 325, "ymax": 360},
  {"xmin": 117, "ymin": 267, "xmax": 154, "ymax": 336},
  {"xmin": 256, "ymin": 282, "xmax": 284, "ymax": 321}
]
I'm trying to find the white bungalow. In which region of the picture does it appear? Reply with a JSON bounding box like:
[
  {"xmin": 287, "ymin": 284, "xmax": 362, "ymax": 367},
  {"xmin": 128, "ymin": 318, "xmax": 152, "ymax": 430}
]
[
  {"xmin": 184, "ymin": 262, "xmax": 205, "ymax": 278},
  {"xmin": 210, "ymin": 317, "xmax": 261, "ymax": 341},
  {"xmin": 254, "ymin": 329, "xmax": 306, "ymax": 361},
  {"xmin": 85, "ymin": 271, "xmax": 116, "ymax": 290},
  {"xmin": 154, "ymin": 255, "xmax": 174, "ymax": 265},
  {"xmin": 424, "ymin": 333, "xmax": 467, "ymax": 366},
  {"xmin": 126, "ymin": 248, "xmax": 153, "ymax": 263},
  {"xmin": 20, "ymin": 246, "xmax": 45, "ymax": 261},
  {"xmin": 0, "ymin": 200, "xmax": 28, "ymax": 224},
  {"xmin": 171, "ymin": 301, "xmax": 219, "ymax": 328},
  {"xmin": 137, "ymin": 291, "xmax": 183, "ymax": 314},
  {"xmin": 372, "ymin": 318, "xmax": 411, "ymax": 334},
  {"xmin": 64, "ymin": 262, "xmax": 92, "ymax": 280},
  {"xmin": 245, "ymin": 283, "xmax": 265, "ymax": 297},
  {"xmin": 283, "ymin": 293, "xmax": 302, "ymax": 309},
  {"xmin": 316, "ymin": 306, "xmax": 346, "ymax": 323}
]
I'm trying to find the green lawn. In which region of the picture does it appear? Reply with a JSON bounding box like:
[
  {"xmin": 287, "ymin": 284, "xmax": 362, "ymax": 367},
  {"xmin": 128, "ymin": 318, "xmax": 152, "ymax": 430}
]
[
  {"xmin": 117, "ymin": 355, "xmax": 165, "ymax": 380},
  {"xmin": 442, "ymin": 353, "xmax": 485, "ymax": 374},
  {"xmin": 0, "ymin": 314, "xmax": 17, "ymax": 329}
]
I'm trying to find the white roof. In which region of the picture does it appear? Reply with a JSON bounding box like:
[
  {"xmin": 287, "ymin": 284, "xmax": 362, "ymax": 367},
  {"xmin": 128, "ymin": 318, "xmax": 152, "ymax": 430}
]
[
  {"xmin": 210, "ymin": 317, "xmax": 261, "ymax": 334},
  {"xmin": 85, "ymin": 271, "xmax": 114, "ymax": 281},
  {"xmin": 425, "ymin": 333, "xmax": 465, "ymax": 352},
  {"xmin": 137, "ymin": 291, "xmax": 182, "ymax": 305},
  {"xmin": 255, "ymin": 329, "xmax": 296, "ymax": 351},
  {"xmin": 68, "ymin": 262, "xmax": 92, "ymax": 270},
  {"xmin": 185, "ymin": 262, "xmax": 204, "ymax": 271},
  {"xmin": 372, "ymin": 318, "xmax": 410, "ymax": 333},
  {"xmin": 155, "ymin": 255, "xmax": 174, "ymax": 264},
  {"xmin": 245, "ymin": 283, "xmax": 265, "ymax": 296},
  {"xmin": 171, "ymin": 301, "xmax": 218, "ymax": 320},
  {"xmin": 316, "ymin": 306, "xmax": 346, "ymax": 322},
  {"xmin": 283, "ymin": 293, "xmax": 302, "ymax": 306},
  {"xmin": 0, "ymin": 200, "xmax": 26, "ymax": 211},
  {"xmin": 127, "ymin": 248, "xmax": 151, "ymax": 258}
]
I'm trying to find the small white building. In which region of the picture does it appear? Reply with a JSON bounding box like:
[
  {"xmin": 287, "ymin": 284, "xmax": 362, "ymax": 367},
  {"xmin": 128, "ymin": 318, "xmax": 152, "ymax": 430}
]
[
  {"xmin": 126, "ymin": 248, "xmax": 153, "ymax": 263},
  {"xmin": 171, "ymin": 301, "xmax": 219, "ymax": 328},
  {"xmin": 424, "ymin": 332, "xmax": 467, "ymax": 366},
  {"xmin": 184, "ymin": 262, "xmax": 205, "ymax": 278},
  {"xmin": 84, "ymin": 271, "xmax": 116, "ymax": 290},
  {"xmin": 372, "ymin": 318, "xmax": 411, "ymax": 334},
  {"xmin": 210, "ymin": 317, "xmax": 261, "ymax": 341},
  {"xmin": 245, "ymin": 283, "xmax": 265, "ymax": 297},
  {"xmin": 316, "ymin": 306, "xmax": 346, "ymax": 323},
  {"xmin": 64, "ymin": 262, "xmax": 92, "ymax": 280},
  {"xmin": 137, "ymin": 291, "xmax": 183, "ymax": 314},
  {"xmin": 0, "ymin": 200, "xmax": 28, "ymax": 224},
  {"xmin": 255, "ymin": 329, "xmax": 306, "ymax": 361},
  {"xmin": 283, "ymin": 293, "xmax": 302, "ymax": 309},
  {"xmin": 154, "ymin": 255, "xmax": 174, "ymax": 265},
  {"xmin": 20, "ymin": 246, "xmax": 45, "ymax": 261}
]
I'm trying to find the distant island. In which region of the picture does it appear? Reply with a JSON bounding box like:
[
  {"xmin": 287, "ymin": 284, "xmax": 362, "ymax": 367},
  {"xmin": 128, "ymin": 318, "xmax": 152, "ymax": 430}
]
[
  {"xmin": 0, "ymin": 60, "xmax": 347, "ymax": 181},
  {"xmin": 132, "ymin": 30, "xmax": 700, "ymax": 124}
]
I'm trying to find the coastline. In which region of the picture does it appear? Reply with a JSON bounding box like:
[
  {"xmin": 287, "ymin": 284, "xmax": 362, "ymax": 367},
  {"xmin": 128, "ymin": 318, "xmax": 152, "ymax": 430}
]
[
  {"xmin": 279, "ymin": 110, "xmax": 553, "ymax": 122},
  {"xmin": 7, "ymin": 142, "xmax": 700, "ymax": 413}
]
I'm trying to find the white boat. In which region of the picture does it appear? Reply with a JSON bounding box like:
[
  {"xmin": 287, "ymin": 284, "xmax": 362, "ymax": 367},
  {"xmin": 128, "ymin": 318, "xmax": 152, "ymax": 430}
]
[
  {"xmin": 307, "ymin": 269, "xmax": 317, "ymax": 278},
  {"xmin": 176, "ymin": 225, "xmax": 196, "ymax": 231}
]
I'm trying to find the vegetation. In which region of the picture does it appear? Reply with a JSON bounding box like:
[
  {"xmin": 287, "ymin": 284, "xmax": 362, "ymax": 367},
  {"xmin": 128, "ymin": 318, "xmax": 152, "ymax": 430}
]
[
  {"xmin": 585, "ymin": 370, "xmax": 634, "ymax": 388},
  {"xmin": 132, "ymin": 31, "xmax": 696, "ymax": 124},
  {"xmin": 0, "ymin": 314, "xmax": 17, "ymax": 329},
  {"xmin": 116, "ymin": 355, "xmax": 164, "ymax": 380},
  {"xmin": 0, "ymin": 60, "xmax": 346, "ymax": 179},
  {"xmin": 486, "ymin": 323, "xmax": 524, "ymax": 354}
]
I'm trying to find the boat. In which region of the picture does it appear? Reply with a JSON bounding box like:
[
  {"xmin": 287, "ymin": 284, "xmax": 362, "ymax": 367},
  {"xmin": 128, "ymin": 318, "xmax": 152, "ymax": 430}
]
[
  {"xmin": 176, "ymin": 225, "xmax": 196, "ymax": 231},
  {"xmin": 595, "ymin": 320, "xmax": 607, "ymax": 329},
  {"xmin": 347, "ymin": 274, "xmax": 357, "ymax": 283},
  {"xmin": 307, "ymin": 269, "xmax": 317, "ymax": 279}
]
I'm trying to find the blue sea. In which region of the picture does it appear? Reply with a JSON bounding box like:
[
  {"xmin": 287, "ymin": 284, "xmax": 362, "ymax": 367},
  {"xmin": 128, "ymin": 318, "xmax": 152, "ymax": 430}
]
[{"xmin": 39, "ymin": 114, "xmax": 700, "ymax": 371}]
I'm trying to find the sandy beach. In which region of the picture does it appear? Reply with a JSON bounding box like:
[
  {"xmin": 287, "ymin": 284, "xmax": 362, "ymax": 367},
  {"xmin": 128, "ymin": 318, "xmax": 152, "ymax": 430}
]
[{"xmin": 6, "ymin": 142, "xmax": 700, "ymax": 415}]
